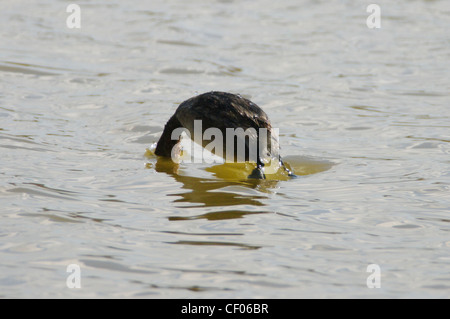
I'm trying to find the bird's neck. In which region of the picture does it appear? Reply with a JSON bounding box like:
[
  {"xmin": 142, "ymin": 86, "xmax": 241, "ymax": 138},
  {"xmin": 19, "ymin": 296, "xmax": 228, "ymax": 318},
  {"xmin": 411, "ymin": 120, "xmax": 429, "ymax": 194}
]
[{"xmin": 155, "ymin": 114, "xmax": 183, "ymax": 158}]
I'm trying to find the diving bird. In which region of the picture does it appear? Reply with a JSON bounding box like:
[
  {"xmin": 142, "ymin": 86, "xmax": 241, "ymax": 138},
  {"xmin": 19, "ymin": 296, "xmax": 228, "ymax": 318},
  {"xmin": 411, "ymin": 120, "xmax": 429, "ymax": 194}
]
[{"xmin": 155, "ymin": 91, "xmax": 294, "ymax": 179}]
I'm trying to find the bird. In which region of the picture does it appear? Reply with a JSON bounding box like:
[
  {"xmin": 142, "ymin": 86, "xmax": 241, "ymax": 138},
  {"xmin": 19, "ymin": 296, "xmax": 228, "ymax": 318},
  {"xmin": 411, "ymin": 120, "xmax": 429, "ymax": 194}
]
[{"xmin": 154, "ymin": 91, "xmax": 294, "ymax": 179}]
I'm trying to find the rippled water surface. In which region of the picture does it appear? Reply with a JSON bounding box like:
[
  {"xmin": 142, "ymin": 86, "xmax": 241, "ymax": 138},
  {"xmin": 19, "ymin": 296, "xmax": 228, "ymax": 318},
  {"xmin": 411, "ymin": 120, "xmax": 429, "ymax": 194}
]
[{"xmin": 1, "ymin": 0, "xmax": 449, "ymax": 298}]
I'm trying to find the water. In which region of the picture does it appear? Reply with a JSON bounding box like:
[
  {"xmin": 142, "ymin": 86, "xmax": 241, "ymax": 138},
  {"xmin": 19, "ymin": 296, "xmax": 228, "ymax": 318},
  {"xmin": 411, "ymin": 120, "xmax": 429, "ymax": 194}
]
[{"xmin": 0, "ymin": 0, "xmax": 449, "ymax": 298}]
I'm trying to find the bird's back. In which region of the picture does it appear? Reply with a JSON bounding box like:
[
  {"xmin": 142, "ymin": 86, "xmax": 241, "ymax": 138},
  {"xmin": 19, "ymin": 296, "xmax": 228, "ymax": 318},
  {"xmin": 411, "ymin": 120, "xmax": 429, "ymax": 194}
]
[
  {"xmin": 174, "ymin": 91, "xmax": 279, "ymax": 162},
  {"xmin": 176, "ymin": 91, "xmax": 271, "ymax": 132}
]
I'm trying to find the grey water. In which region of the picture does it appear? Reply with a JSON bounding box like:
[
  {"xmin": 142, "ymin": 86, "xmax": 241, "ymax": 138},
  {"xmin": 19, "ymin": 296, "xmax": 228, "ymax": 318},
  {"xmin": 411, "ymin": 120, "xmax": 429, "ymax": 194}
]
[{"xmin": 0, "ymin": 0, "xmax": 449, "ymax": 298}]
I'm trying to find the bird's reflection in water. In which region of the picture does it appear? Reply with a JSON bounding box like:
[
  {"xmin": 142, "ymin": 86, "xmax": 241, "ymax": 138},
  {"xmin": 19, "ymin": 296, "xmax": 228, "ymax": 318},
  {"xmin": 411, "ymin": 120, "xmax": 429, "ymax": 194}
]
[
  {"xmin": 153, "ymin": 156, "xmax": 277, "ymax": 210},
  {"xmin": 147, "ymin": 150, "xmax": 333, "ymax": 221}
]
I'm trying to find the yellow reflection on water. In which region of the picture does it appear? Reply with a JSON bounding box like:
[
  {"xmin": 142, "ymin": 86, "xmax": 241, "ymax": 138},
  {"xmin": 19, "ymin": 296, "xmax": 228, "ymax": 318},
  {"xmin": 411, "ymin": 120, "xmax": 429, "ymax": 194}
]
[
  {"xmin": 144, "ymin": 141, "xmax": 334, "ymax": 223},
  {"xmin": 145, "ymin": 145, "xmax": 333, "ymax": 182},
  {"xmin": 144, "ymin": 145, "xmax": 334, "ymax": 211}
]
